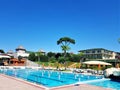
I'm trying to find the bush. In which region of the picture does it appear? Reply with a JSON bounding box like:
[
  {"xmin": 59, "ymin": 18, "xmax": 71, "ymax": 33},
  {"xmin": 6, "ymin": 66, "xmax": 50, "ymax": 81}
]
[
  {"xmin": 40, "ymin": 55, "xmax": 48, "ymax": 62},
  {"xmin": 58, "ymin": 57, "xmax": 65, "ymax": 64},
  {"xmin": 49, "ymin": 57, "xmax": 56, "ymax": 63},
  {"xmin": 28, "ymin": 53, "xmax": 37, "ymax": 61}
]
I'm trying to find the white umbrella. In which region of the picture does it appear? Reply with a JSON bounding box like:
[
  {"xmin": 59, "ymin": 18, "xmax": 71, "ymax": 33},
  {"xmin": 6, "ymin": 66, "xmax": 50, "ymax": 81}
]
[
  {"xmin": 82, "ymin": 61, "xmax": 112, "ymax": 65},
  {"xmin": 0, "ymin": 55, "xmax": 11, "ymax": 58}
]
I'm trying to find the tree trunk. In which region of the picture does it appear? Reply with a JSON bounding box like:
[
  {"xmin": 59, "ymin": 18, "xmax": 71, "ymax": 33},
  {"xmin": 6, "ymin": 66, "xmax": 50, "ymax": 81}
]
[{"xmin": 64, "ymin": 50, "xmax": 67, "ymax": 70}]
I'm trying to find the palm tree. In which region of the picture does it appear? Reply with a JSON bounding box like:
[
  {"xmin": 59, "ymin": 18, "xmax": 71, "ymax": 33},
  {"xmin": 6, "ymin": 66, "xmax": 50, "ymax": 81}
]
[
  {"xmin": 36, "ymin": 51, "xmax": 42, "ymax": 63},
  {"xmin": 57, "ymin": 37, "xmax": 75, "ymax": 57},
  {"xmin": 57, "ymin": 37, "xmax": 75, "ymax": 69}
]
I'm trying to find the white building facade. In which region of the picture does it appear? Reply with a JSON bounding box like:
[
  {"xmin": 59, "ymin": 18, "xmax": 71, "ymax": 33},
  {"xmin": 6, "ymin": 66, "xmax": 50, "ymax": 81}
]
[
  {"xmin": 7, "ymin": 46, "xmax": 29, "ymax": 58},
  {"xmin": 15, "ymin": 46, "xmax": 29, "ymax": 57},
  {"xmin": 79, "ymin": 48, "xmax": 117, "ymax": 60}
]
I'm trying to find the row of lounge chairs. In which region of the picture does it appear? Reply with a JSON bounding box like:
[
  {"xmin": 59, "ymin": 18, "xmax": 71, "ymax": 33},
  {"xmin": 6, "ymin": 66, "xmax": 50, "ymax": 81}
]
[
  {"xmin": 0, "ymin": 66, "xmax": 104, "ymax": 75},
  {"xmin": 72, "ymin": 69, "xmax": 104, "ymax": 75},
  {"xmin": 0, "ymin": 66, "xmax": 42, "ymax": 70}
]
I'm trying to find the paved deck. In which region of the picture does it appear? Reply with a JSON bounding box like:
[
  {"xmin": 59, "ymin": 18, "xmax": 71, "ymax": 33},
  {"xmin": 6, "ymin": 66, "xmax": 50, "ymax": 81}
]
[
  {"xmin": 0, "ymin": 74, "xmax": 46, "ymax": 90},
  {"xmin": 50, "ymin": 84, "xmax": 112, "ymax": 90},
  {"xmin": 0, "ymin": 74, "xmax": 113, "ymax": 90}
]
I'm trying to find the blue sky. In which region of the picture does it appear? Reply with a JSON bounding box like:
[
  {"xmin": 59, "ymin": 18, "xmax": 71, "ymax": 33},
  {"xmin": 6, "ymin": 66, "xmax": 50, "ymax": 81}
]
[{"xmin": 0, "ymin": 0, "xmax": 119, "ymax": 53}]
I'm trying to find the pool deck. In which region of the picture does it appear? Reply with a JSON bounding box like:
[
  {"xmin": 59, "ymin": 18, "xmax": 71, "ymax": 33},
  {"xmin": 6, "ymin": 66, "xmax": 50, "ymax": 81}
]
[{"xmin": 0, "ymin": 74, "xmax": 112, "ymax": 90}]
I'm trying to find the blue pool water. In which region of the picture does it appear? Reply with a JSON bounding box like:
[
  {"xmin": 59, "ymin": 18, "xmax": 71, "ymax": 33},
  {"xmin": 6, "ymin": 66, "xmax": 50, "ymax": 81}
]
[
  {"xmin": 1, "ymin": 69, "xmax": 120, "ymax": 90},
  {"xmin": 1, "ymin": 69, "xmax": 103, "ymax": 87},
  {"xmin": 89, "ymin": 80, "xmax": 120, "ymax": 90}
]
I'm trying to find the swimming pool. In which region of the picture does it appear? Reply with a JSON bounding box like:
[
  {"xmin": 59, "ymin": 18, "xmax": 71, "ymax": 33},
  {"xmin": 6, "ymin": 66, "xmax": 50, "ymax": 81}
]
[
  {"xmin": 1, "ymin": 69, "xmax": 103, "ymax": 87},
  {"xmin": 1, "ymin": 68, "xmax": 120, "ymax": 90},
  {"xmin": 88, "ymin": 80, "xmax": 120, "ymax": 90}
]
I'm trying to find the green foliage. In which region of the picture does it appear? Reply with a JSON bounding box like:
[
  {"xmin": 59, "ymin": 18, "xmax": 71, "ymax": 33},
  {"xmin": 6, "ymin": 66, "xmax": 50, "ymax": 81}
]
[
  {"xmin": 49, "ymin": 57, "xmax": 56, "ymax": 63},
  {"xmin": 80, "ymin": 64, "xmax": 87, "ymax": 69},
  {"xmin": 36, "ymin": 51, "xmax": 42, "ymax": 57},
  {"xmin": 78, "ymin": 52, "xmax": 84, "ymax": 57},
  {"xmin": 66, "ymin": 53, "xmax": 71, "ymax": 57},
  {"xmin": 0, "ymin": 49, "xmax": 5, "ymax": 53},
  {"xmin": 40, "ymin": 55, "xmax": 48, "ymax": 62},
  {"xmin": 61, "ymin": 46, "xmax": 70, "ymax": 52},
  {"xmin": 38, "ymin": 62, "xmax": 49, "ymax": 66},
  {"xmin": 28, "ymin": 52, "xmax": 37, "ymax": 61},
  {"xmin": 47, "ymin": 52, "xmax": 55, "ymax": 58},
  {"xmin": 58, "ymin": 57, "xmax": 65, "ymax": 64},
  {"xmin": 55, "ymin": 53, "xmax": 61, "ymax": 60},
  {"xmin": 69, "ymin": 54, "xmax": 80, "ymax": 62},
  {"xmin": 57, "ymin": 37, "xmax": 75, "ymax": 69},
  {"xmin": 57, "ymin": 37, "xmax": 75, "ymax": 57},
  {"xmin": 90, "ymin": 66, "xmax": 99, "ymax": 70},
  {"xmin": 57, "ymin": 37, "xmax": 75, "ymax": 45},
  {"xmin": 18, "ymin": 56, "xmax": 22, "ymax": 61},
  {"xmin": 75, "ymin": 63, "xmax": 80, "ymax": 68}
]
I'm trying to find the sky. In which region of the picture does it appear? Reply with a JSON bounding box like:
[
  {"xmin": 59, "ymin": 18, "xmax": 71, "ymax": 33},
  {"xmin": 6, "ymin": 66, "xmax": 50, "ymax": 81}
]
[{"xmin": 0, "ymin": 0, "xmax": 119, "ymax": 53}]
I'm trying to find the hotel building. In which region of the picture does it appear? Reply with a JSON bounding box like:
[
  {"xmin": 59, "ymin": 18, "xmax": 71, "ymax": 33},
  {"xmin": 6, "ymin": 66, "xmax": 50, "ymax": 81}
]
[{"xmin": 79, "ymin": 48, "xmax": 117, "ymax": 60}]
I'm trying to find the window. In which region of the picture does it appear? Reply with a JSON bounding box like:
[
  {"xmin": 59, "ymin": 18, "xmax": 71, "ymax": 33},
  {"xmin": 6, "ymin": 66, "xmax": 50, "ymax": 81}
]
[
  {"xmin": 86, "ymin": 51, "xmax": 90, "ymax": 53},
  {"xmin": 97, "ymin": 50, "xmax": 101, "ymax": 53},
  {"xmin": 92, "ymin": 50, "xmax": 95, "ymax": 53}
]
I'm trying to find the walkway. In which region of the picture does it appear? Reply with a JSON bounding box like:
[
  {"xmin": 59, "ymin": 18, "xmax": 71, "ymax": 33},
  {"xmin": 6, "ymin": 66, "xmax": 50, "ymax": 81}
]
[
  {"xmin": 0, "ymin": 74, "xmax": 112, "ymax": 90},
  {"xmin": 0, "ymin": 74, "xmax": 46, "ymax": 90},
  {"xmin": 50, "ymin": 84, "xmax": 112, "ymax": 90}
]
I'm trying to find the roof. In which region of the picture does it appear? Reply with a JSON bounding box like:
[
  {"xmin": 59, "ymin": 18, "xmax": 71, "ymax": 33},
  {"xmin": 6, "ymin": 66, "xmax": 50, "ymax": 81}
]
[
  {"xmin": 82, "ymin": 60, "xmax": 112, "ymax": 65},
  {"xmin": 16, "ymin": 46, "xmax": 26, "ymax": 51},
  {"xmin": 78, "ymin": 48, "xmax": 114, "ymax": 52},
  {"xmin": 7, "ymin": 50, "xmax": 14, "ymax": 54},
  {"xmin": 39, "ymin": 49, "xmax": 45, "ymax": 53},
  {"xmin": 0, "ymin": 54, "xmax": 11, "ymax": 58}
]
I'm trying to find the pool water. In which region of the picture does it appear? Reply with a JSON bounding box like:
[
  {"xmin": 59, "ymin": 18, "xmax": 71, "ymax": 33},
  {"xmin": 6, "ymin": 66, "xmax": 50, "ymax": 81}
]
[
  {"xmin": 1, "ymin": 69, "xmax": 103, "ymax": 87},
  {"xmin": 1, "ymin": 69, "xmax": 120, "ymax": 90},
  {"xmin": 89, "ymin": 80, "xmax": 120, "ymax": 90}
]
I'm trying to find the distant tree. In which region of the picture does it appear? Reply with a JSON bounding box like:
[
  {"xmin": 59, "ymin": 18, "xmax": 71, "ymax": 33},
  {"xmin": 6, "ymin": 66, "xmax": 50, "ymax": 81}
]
[
  {"xmin": 78, "ymin": 52, "xmax": 85, "ymax": 63},
  {"xmin": 55, "ymin": 53, "xmax": 61, "ymax": 60},
  {"xmin": 36, "ymin": 51, "xmax": 43, "ymax": 57},
  {"xmin": 69, "ymin": 54, "xmax": 80, "ymax": 62},
  {"xmin": 49, "ymin": 57, "xmax": 56, "ymax": 63},
  {"xmin": 40, "ymin": 55, "xmax": 48, "ymax": 62},
  {"xmin": 58, "ymin": 57, "xmax": 65, "ymax": 64},
  {"xmin": 65, "ymin": 52, "xmax": 71, "ymax": 57},
  {"xmin": 0, "ymin": 49, "xmax": 5, "ymax": 53},
  {"xmin": 36, "ymin": 51, "xmax": 46, "ymax": 62},
  {"xmin": 28, "ymin": 52, "xmax": 36, "ymax": 61},
  {"xmin": 47, "ymin": 52, "xmax": 55, "ymax": 58}
]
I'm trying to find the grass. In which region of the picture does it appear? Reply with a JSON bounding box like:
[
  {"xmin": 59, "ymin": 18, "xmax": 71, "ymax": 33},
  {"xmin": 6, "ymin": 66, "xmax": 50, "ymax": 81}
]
[
  {"xmin": 36, "ymin": 61, "xmax": 112, "ymax": 70},
  {"xmin": 36, "ymin": 61, "xmax": 81, "ymax": 69}
]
